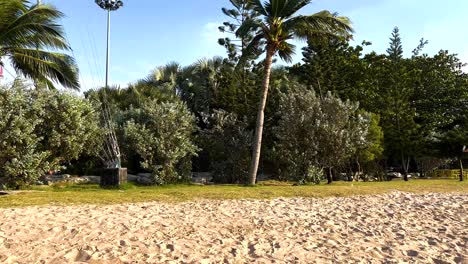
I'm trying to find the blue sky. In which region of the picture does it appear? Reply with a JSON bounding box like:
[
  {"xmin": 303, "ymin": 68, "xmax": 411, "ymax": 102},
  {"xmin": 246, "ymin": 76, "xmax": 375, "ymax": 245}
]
[{"xmin": 3, "ymin": 0, "xmax": 468, "ymax": 90}]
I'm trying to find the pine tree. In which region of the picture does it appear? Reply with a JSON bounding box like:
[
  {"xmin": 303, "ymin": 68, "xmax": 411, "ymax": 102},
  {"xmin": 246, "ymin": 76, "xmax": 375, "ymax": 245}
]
[
  {"xmin": 218, "ymin": 0, "xmax": 260, "ymax": 68},
  {"xmin": 387, "ymin": 27, "xmax": 404, "ymax": 61}
]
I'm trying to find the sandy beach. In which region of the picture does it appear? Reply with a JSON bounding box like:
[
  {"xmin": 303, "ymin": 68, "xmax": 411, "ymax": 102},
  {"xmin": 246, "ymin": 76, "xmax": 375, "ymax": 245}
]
[{"xmin": 0, "ymin": 191, "xmax": 466, "ymax": 263}]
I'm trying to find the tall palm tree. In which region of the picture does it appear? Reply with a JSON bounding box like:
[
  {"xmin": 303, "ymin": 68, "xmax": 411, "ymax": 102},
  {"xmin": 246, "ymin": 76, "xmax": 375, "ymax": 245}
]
[
  {"xmin": 0, "ymin": 0, "xmax": 79, "ymax": 89},
  {"xmin": 239, "ymin": 0, "xmax": 353, "ymax": 184}
]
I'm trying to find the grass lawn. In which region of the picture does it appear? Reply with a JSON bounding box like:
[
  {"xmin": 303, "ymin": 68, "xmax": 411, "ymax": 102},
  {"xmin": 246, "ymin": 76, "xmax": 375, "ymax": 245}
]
[{"xmin": 0, "ymin": 179, "xmax": 466, "ymax": 208}]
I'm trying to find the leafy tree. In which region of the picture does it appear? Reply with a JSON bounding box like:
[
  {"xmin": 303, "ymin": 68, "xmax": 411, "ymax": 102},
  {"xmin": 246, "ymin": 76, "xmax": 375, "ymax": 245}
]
[
  {"xmin": 179, "ymin": 57, "xmax": 230, "ymax": 121},
  {"xmin": 364, "ymin": 28, "xmax": 468, "ymax": 181},
  {"xmin": 436, "ymin": 114, "xmax": 468, "ymax": 181},
  {"xmin": 274, "ymin": 85, "xmax": 371, "ymax": 184},
  {"xmin": 177, "ymin": 57, "xmax": 260, "ymax": 128},
  {"xmin": 0, "ymin": 81, "xmax": 100, "ymax": 189},
  {"xmin": 238, "ymin": 0, "xmax": 353, "ymax": 184},
  {"xmin": 0, "ymin": 82, "xmax": 47, "ymax": 189},
  {"xmin": 124, "ymin": 100, "xmax": 198, "ymax": 185},
  {"xmin": 33, "ymin": 90, "xmax": 102, "ymax": 170},
  {"xmin": 200, "ymin": 110, "xmax": 253, "ymax": 183},
  {"xmin": 0, "ymin": 0, "xmax": 79, "ymax": 89},
  {"xmin": 362, "ymin": 28, "xmax": 420, "ymax": 181},
  {"xmin": 351, "ymin": 113, "xmax": 384, "ymax": 181},
  {"xmin": 410, "ymin": 50, "xmax": 468, "ymax": 142},
  {"xmin": 290, "ymin": 36, "xmax": 372, "ymax": 103}
]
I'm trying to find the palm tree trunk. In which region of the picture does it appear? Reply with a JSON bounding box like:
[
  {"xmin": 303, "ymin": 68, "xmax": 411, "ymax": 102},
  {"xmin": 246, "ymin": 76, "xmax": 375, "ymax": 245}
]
[{"xmin": 247, "ymin": 46, "xmax": 275, "ymax": 185}]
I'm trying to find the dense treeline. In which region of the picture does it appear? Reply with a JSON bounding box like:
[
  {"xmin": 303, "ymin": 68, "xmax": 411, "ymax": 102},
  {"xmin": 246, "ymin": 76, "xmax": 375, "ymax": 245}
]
[
  {"xmin": 1, "ymin": 0, "xmax": 467, "ymax": 188},
  {"xmin": 85, "ymin": 23, "xmax": 467, "ymax": 185}
]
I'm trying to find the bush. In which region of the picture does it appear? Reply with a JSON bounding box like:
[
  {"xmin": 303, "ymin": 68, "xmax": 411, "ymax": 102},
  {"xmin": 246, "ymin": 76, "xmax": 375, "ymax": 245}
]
[
  {"xmin": 34, "ymin": 89, "xmax": 103, "ymax": 170},
  {"xmin": 302, "ymin": 166, "xmax": 324, "ymax": 185},
  {"xmin": 124, "ymin": 100, "xmax": 198, "ymax": 185},
  {"xmin": 0, "ymin": 81, "xmax": 102, "ymax": 189},
  {"xmin": 274, "ymin": 86, "xmax": 372, "ymax": 183},
  {"xmin": 0, "ymin": 84, "xmax": 47, "ymax": 189},
  {"xmin": 200, "ymin": 110, "xmax": 253, "ymax": 184}
]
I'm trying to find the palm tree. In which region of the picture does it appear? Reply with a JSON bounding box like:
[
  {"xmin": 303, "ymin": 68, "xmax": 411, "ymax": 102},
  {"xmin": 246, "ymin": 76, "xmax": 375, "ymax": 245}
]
[
  {"xmin": 142, "ymin": 62, "xmax": 181, "ymax": 87},
  {"xmin": 0, "ymin": 0, "xmax": 79, "ymax": 89},
  {"xmin": 239, "ymin": 0, "xmax": 353, "ymax": 184}
]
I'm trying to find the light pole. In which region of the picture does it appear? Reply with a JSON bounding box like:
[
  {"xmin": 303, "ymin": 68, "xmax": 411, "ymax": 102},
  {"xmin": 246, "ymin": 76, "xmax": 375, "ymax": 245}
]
[{"xmin": 95, "ymin": 0, "xmax": 123, "ymax": 88}]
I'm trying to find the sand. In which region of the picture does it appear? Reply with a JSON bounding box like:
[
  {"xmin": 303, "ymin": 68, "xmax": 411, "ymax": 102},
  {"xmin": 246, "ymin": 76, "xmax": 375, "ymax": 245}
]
[{"xmin": 0, "ymin": 191, "xmax": 466, "ymax": 263}]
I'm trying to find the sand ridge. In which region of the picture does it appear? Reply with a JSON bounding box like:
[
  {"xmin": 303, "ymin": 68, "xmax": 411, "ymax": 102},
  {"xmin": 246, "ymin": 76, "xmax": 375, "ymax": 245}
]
[{"xmin": 0, "ymin": 191, "xmax": 466, "ymax": 263}]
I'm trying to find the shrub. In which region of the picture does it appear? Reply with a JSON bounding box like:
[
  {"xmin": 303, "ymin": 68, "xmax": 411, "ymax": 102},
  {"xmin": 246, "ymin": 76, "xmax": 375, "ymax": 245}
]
[
  {"xmin": 302, "ymin": 166, "xmax": 324, "ymax": 185},
  {"xmin": 0, "ymin": 83, "xmax": 47, "ymax": 188},
  {"xmin": 274, "ymin": 86, "xmax": 373, "ymax": 183},
  {"xmin": 124, "ymin": 100, "xmax": 198, "ymax": 184},
  {"xmin": 34, "ymin": 89, "xmax": 103, "ymax": 170},
  {"xmin": 0, "ymin": 81, "xmax": 103, "ymax": 189},
  {"xmin": 200, "ymin": 110, "xmax": 253, "ymax": 184}
]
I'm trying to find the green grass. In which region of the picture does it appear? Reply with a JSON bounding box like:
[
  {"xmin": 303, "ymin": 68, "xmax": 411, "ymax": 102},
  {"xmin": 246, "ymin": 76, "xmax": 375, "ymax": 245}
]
[{"xmin": 0, "ymin": 179, "xmax": 466, "ymax": 208}]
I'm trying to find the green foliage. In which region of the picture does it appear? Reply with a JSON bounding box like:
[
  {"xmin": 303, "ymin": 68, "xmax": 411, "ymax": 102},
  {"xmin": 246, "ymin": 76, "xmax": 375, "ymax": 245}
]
[
  {"xmin": 178, "ymin": 57, "xmax": 230, "ymax": 120},
  {"xmin": 239, "ymin": 0, "xmax": 354, "ymax": 184},
  {"xmin": 0, "ymin": 0, "xmax": 79, "ymax": 89},
  {"xmin": 124, "ymin": 100, "xmax": 198, "ymax": 185},
  {"xmin": 370, "ymin": 30, "xmax": 426, "ymax": 177},
  {"xmin": 301, "ymin": 166, "xmax": 323, "ymax": 185},
  {"xmin": 350, "ymin": 112, "xmax": 384, "ymax": 181},
  {"xmin": 0, "ymin": 82, "xmax": 47, "ymax": 189},
  {"xmin": 274, "ymin": 85, "xmax": 373, "ymax": 183},
  {"xmin": 291, "ymin": 26, "xmax": 468, "ymax": 178},
  {"xmin": 387, "ymin": 27, "xmax": 404, "ymax": 61},
  {"xmin": 0, "ymin": 81, "xmax": 99, "ymax": 189},
  {"xmin": 218, "ymin": 0, "xmax": 261, "ymax": 67},
  {"xmin": 33, "ymin": 90, "xmax": 102, "ymax": 169},
  {"xmin": 354, "ymin": 113, "xmax": 384, "ymax": 163},
  {"xmin": 238, "ymin": 0, "xmax": 353, "ymax": 64},
  {"xmin": 436, "ymin": 116, "xmax": 468, "ymax": 160},
  {"xmin": 410, "ymin": 50, "xmax": 468, "ymax": 138},
  {"xmin": 200, "ymin": 110, "xmax": 253, "ymax": 184},
  {"xmin": 290, "ymin": 36, "xmax": 371, "ymax": 102}
]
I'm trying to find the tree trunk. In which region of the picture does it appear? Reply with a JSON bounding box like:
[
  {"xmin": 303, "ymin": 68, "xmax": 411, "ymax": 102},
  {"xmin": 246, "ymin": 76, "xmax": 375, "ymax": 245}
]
[
  {"xmin": 402, "ymin": 153, "xmax": 409, "ymax": 182},
  {"xmin": 460, "ymin": 159, "xmax": 464, "ymax": 182},
  {"xmin": 247, "ymin": 46, "xmax": 275, "ymax": 185},
  {"xmin": 327, "ymin": 167, "xmax": 333, "ymax": 184},
  {"xmin": 355, "ymin": 157, "xmax": 362, "ymax": 182}
]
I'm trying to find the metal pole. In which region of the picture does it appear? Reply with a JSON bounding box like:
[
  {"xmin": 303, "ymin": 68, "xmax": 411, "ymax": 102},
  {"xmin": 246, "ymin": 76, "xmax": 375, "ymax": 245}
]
[{"xmin": 105, "ymin": 8, "xmax": 111, "ymax": 88}]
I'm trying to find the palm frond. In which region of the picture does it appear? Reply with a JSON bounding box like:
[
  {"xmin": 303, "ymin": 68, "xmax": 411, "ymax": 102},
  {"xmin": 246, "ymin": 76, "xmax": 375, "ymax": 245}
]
[
  {"xmin": 0, "ymin": 0, "xmax": 25, "ymax": 28},
  {"xmin": 8, "ymin": 47, "xmax": 79, "ymax": 89},
  {"xmin": 238, "ymin": 33, "xmax": 265, "ymax": 68},
  {"xmin": 0, "ymin": 0, "xmax": 78, "ymax": 89},
  {"xmin": 264, "ymin": 0, "xmax": 311, "ymax": 18},
  {"xmin": 277, "ymin": 41, "xmax": 296, "ymax": 63},
  {"xmin": 236, "ymin": 17, "xmax": 263, "ymax": 38},
  {"xmin": 279, "ymin": 0, "xmax": 311, "ymax": 18},
  {"xmin": 283, "ymin": 11, "xmax": 353, "ymax": 41},
  {"xmin": 0, "ymin": 3, "xmax": 69, "ymax": 50},
  {"xmin": 251, "ymin": 0, "xmax": 269, "ymax": 16}
]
